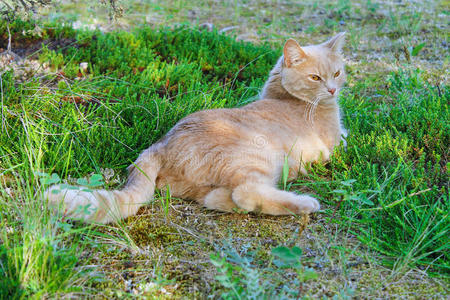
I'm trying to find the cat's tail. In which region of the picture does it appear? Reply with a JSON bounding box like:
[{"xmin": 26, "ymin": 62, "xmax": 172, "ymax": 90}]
[{"xmin": 44, "ymin": 148, "xmax": 161, "ymax": 224}]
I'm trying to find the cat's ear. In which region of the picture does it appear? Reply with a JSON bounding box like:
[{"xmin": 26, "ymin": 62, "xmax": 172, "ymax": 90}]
[
  {"xmin": 322, "ymin": 32, "xmax": 346, "ymax": 53},
  {"xmin": 283, "ymin": 39, "xmax": 308, "ymax": 67}
]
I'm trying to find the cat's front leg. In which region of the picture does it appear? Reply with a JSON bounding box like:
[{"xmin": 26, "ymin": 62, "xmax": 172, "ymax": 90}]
[{"xmin": 231, "ymin": 182, "xmax": 320, "ymax": 215}]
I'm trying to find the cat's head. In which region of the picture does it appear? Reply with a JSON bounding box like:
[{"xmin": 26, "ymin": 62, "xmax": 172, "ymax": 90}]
[{"xmin": 280, "ymin": 32, "xmax": 346, "ymax": 104}]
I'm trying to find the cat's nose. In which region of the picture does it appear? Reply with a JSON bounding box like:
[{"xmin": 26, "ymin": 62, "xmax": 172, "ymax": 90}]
[{"xmin": 328, "ymin": 88, "xmax": 336, "ymax": 95}]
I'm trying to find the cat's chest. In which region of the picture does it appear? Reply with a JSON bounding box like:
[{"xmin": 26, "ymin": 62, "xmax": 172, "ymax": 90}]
[
  {"xmin": 282, "ymin": 119, "xmax": 341, "ymax": 163},
  {"xmin": 287, "ymin": 133, "xmax": 332, "ymax": 164}
]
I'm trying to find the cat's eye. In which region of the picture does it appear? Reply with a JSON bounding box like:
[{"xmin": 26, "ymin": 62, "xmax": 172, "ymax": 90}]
[
  {"xmin": 334, "ymin": 70, "xmax": 340, "ymax": 78},
  {"xmin": 310, "ymin": 75, "xmax": 321, "ymax": 81}
]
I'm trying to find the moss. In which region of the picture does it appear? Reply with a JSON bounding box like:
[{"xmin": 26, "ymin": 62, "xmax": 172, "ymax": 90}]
[
  {"xmin": 127, "ymin": 217, "xmax": 180, "ymax": 247},
  {"xmin": 85, "ymin": 204, "xmax": 312, "ymax": 296}
]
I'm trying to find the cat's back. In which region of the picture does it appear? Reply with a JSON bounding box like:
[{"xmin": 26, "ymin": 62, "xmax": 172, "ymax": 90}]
[{"xmin": 165, "ymin": 98, "xmax": 298, "ymax": 142}]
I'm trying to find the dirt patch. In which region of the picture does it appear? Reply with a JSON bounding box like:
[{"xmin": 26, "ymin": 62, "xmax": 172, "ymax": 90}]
[{"xmin": 0, "ymin": 36, "xmax": 78, "ymax": 59}]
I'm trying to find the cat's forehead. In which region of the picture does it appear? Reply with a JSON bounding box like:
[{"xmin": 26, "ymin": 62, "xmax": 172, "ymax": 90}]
[{"xmin": 302, "ymin": 45, "xmax": 343, "ymax": 74}]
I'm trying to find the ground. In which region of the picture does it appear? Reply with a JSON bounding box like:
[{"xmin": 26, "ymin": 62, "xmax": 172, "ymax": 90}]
[{"xmin": 0, "ymin": 0, "xmax": 448, "ymax": 299}]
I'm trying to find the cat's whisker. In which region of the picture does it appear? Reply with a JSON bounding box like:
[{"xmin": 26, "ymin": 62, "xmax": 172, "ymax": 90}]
[
  {"xmin": 307, "ymin": 98, "xmax": 317, "ymax": 123},
  {"xmin": 304, "ymin": 100, "xmax": 311, "ymax": 121},
  {"xmin": 311, "ymin": 99, "xmax": 318, "ymax": 122},
  {"xmin": 306, "ymin": 102, "xmax": 313, "ymax": 124},
  {"xmin": 304, "ymin": 101, "xmax": 312, "ymax": 123},
  {"xmin": 309, "ymin": 105, "xmax": 315, "ymax": 124},
  {"xmin": 308, "ymin": 97, "xmax": 321, "ymax": 126}
]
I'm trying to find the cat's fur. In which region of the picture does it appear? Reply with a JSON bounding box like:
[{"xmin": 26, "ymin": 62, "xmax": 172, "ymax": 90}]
[{"xmin": 45, "ymin": 33, "xmax": 347, "ymax": 223}]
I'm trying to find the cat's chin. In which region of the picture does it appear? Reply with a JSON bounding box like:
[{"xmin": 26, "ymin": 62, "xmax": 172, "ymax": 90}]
[
  {"xmin": 314, "ymin": 93, "xmax": 340, "ymax": 106},
  {"xmin": 319, "ymin": 96, "xmax": 338, "ymax": 105}
]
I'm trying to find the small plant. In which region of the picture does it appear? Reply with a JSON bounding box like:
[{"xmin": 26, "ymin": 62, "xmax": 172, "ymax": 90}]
[
  {"xmin": 409, "ymin": 42, "xmax": 426, "ymax": 57},
  {"xmin": 38, "ymin": 172, "xmax": 104, "ymax": 194},
  {"xmin": 325, "ymin": 0, "xmax": 352, "ymax": 19},
  {"xmin": 387, "ymin": 10, "xmax": 423, "ymax": 38},
  {"xmin": 335, "ymin": 0, "xmax": 352, "ymax": 18},
  {"xmin": 160, "ymin": 184, "xmax": 171, "ymax": 222},
  {"xmin": 210, "ymin": 254, "xmax": 247, "ymax": 299},
  {"xmin": 211, "ymin": 244, "xmax": 318, "ymax": 299},
  {"xmin": 347, "ymin": 24, "xmax": 363, "ymax": 49},
  {"xmin": 281, "ymin": 155, "xmax": 289, "ymax": 190},
  {"xmin": 365, "ymin": 0, "xmax": 379, "ymax": 14},
  {"xmin": 330, "ymin": 179, "xmax": 375, "ymax": 217},
  {"xmin": 271, "ymin": 246, "xmax": 318, "ymax": 296}
]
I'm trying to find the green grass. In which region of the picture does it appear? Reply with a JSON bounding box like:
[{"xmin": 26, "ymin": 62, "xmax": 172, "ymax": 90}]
[
  {"xmin": 0, "ymin": 1, "xmax": 449, "ymax": 297},
  {"xmin": 318, "ymin": 68, "xmax": 448, "ymax": 273}
]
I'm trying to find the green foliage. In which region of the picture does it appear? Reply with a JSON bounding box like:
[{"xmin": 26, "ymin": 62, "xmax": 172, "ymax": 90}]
[
  {"xmin": 160, "ymin": 185, "xmax": 171, "ymax": 222},
  {"xmin": 271, "ymin": 245, "xmax": 303, "ymax": 268},
  {"xmin": 409, "ymin": 43, "xmax": 426, "ymax": 57},
  {"xmin": 365, "ymin": 0, "xmax": 379, "ymax": 14},
  {"xmin": 0, "ymin": 160, "xmax": 98, "ymax": 298},
  {"xmin": 386, "ymin": 10, "xmax": 423, "ymax": 38},
  {"xmin": 281, "ymin": 155, "xmax": 289, "ymax": 190},
  {"xmin": 211, "ymin": 245, "xmax": 318, "ymax": 299},
  {"xmin": 37, "ymin": 172, "xmax": 104, "ymax": 219},
  {"xmin": 314, "ymin": 68, "xmax": 448, "ymax": 274}
]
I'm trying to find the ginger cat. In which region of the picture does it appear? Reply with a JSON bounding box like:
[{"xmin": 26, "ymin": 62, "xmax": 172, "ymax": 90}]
[{"xmin": 46, "ymin": 33, "xmax": 347, "ymax": 223}]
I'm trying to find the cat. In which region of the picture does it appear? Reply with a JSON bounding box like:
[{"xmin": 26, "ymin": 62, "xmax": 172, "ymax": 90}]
[{"xmin": 45, "ymin": 32, "xmax": 347, "ymax": 223}]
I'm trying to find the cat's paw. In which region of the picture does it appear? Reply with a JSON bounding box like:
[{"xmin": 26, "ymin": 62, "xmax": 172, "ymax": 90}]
[{"xmin": 292, "ymin": 194, "xmax": 320, "ymax": 213}]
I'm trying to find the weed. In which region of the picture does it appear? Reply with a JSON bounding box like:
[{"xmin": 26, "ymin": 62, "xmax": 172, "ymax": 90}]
[
  {"xmin": 160, "ymin": 184, "xmax": 171, "ymax": 222},
  {"xmin": 211, "ymin": 244, "xmax": 319, "ymax": 299}
]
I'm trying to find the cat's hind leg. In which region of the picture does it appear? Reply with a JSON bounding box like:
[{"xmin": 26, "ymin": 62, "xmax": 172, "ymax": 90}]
[
  {"xmin": 231, "ymin": 183, "xmax": 319, "ymax": 215},
  {"xmin": 202, "ymin": 187, "xmax": 237, "ymax": 212}
]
